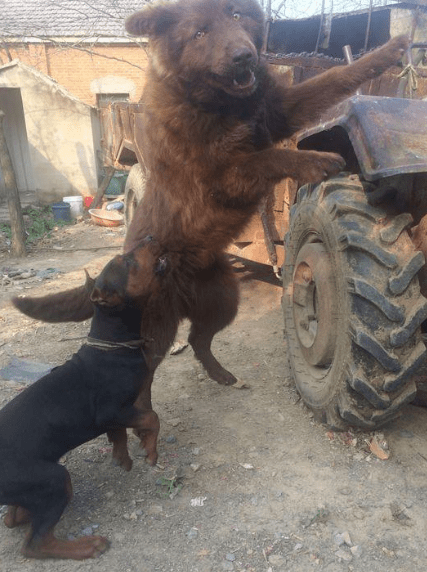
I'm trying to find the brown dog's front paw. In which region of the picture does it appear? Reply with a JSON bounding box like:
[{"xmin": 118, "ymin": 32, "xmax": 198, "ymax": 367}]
[
  {"xmin": 298, "ymin": 151, "xmax": 345, "ymax": 186},
  {"xmin": 368, "ymin": 35, "xmax": 409, "ymax": 73},
  {"xmin": 383, "ymin": 34, "xmax": 409, "ymax": 64}
]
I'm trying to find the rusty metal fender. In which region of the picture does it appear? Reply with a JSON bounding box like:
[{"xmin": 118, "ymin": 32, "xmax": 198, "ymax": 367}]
[{"xmin": 298, "ymin": 95, "xmax": 427, "ymax": 181}]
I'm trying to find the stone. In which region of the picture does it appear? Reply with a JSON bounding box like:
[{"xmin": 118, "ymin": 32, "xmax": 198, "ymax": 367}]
[
  {"xmin": 350, "ymin": 545, "xmax": 362, "ymax": 558},
  {"xmin": 186, "ymin": 527, "xmax": 199, "ymax": 539},
  {"xmin": 268, "ymin": 554, "xmax": 285, "ymax": 566},
  {"xmin": 335, "ymin": 548, "xmax": 352, "ymax": 562}
]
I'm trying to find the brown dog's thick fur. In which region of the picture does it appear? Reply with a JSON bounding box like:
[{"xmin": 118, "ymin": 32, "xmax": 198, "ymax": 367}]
[
  {"xmin": 121, "ymin": 0, "xmax": 408, "ymax": 383},
  {"xmin": 14, "ymin": 0, "xmax": 409, "ymax": 462}
]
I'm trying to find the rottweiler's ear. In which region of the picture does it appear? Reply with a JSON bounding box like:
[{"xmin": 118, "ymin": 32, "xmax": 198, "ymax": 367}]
[
  {"xmin": 125, "ymin": 4, "xmax": 178, "ymax": 37},
  {"xmin": 83, "ymin": 268, "xmax": 94, "ymax": 287}
]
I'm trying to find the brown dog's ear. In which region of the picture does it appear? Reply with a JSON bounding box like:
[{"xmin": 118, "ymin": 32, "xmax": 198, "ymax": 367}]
[
  {"xmin": 155, "ymin": 255, "xmax": 169, "ymax": 276},
  {"xmin": 12, "ymin": 270, "xmax": 96, "ymax": 323},
  {"xmin": 125, "ymin": 3, "xmax": 178, "ymax": 37}
]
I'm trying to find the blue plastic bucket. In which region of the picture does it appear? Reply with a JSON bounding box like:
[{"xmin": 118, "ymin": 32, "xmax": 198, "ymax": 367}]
[{"xmin": 52, "ymin": 202, "xmax": 71, "ymax": 222}]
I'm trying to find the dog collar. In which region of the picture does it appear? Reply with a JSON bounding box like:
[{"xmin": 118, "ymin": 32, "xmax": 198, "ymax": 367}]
[{"xmin": 85, "ymin": 337, "xmax": 148, "ymax": 351}]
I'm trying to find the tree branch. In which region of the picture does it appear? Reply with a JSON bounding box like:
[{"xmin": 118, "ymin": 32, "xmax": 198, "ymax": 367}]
[{"xmin": 46, "ymin": 38, "xmax": 148, "ymax": 70}]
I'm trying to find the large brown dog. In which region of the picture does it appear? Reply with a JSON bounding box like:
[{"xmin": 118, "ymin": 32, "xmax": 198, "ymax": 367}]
[
  {"xmin": 122, "ymin": 0, "xmax": 407, "ymax": 385},
  {"xmin": 15, "ymin": 0, "xmax": 408, "ymax": 462}
]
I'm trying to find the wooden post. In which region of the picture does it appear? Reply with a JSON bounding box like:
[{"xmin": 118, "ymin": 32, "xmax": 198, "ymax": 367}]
[
  {"xmin": 0, "ymin": 110, "xmax": 26, "ymax": 257},
  {"xmin": 91, "ymin": 166, "xmax": 115, "ymax": 209}
]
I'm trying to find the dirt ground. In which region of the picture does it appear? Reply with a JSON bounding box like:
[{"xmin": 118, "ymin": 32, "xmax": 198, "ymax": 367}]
[{"xmin": 1, "ymin": 219, "xmax": 427, "ymax": 572}]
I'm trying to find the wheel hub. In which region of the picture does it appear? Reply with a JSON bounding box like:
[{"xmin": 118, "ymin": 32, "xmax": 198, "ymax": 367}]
[{"xmin": 292, "ymin": 242, "xmax": 337, "ymax": 367}]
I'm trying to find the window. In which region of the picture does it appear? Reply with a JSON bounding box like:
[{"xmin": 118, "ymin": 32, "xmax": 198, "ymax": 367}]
[{"xmin": 96, "ymin": 93, "xmax": 129, "ymax": 108}]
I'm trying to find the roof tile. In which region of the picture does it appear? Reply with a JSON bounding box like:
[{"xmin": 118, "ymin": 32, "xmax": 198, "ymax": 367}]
[{"xmin": 1, "ymin": 0, "xmax": 150, "ymax": 38}]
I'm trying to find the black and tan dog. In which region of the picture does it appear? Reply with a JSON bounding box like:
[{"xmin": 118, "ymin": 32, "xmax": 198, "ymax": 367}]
[{"xmin": 0, "ymin": 237, "xmax": 168, "ymax": 560}]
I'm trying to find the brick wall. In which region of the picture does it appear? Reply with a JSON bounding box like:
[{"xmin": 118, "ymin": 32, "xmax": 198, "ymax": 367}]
[{"xmin": 1, "ymin": 42, "xmax": 149, "ymax": 106}]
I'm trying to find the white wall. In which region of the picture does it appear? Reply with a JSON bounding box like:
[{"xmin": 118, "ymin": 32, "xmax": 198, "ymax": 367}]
[{"xmin": 0, "ymin": 61, "xmax": 101, "ymax": 204}]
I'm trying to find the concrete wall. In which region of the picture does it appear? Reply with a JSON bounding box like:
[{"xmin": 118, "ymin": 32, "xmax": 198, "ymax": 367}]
[
  {"xmin": 0, "ymin": 61, "xmax": 101, "ymax": 203},
  {"xmin": 0, "ymin": 87, "xmax": 35, "ymax": 197},
  {"xmin": 390, "ymin": 8, "xmax": 427, "ymax": 41}
]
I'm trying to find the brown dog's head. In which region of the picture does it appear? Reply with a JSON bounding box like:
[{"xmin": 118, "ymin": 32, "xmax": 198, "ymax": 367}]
[
  {"xmin": 12, "ymin": 237, "xmax": 172, "ymax": 323},
  {"xmin": 126, "ymin": 0, "xmax": 265, "ymax": 98}
]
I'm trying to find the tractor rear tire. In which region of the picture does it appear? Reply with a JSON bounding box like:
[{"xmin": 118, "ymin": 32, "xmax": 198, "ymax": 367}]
[{"xmin": 282, "ymin": 173, "xmax": 427, "ymax": 429}]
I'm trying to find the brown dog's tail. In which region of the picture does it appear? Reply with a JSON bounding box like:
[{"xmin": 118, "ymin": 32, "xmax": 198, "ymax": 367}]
[{"xmin": 12, "ymin": 270, "xmax": 95, "ymax": 323}]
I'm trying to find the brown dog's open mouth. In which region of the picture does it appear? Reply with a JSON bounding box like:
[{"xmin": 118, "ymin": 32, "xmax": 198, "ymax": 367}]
[
  {"xmin": 210, "ymin": 68, "xmax": 257, "ymax": 97},
  {"xmin": 233, "ymin": 69, "xmax": 256, "ymax": 91}
]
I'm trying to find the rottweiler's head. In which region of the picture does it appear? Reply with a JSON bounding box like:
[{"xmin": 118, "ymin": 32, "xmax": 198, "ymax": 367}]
[
  {"xmin": 126, "ymin": 0, "xmax": 265, "ymax": 98},
  {"xmin": 11, "ymin": 237, "xmax": 172, "ymax": 323},
  {"xmin": 91, "ymin": 236, "xmax": 170, "ymax": 308}
]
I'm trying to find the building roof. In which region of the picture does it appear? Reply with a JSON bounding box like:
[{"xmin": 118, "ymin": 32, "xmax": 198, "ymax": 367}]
[{"xmin": 0, "ymin": 0, "xmax": 150, "ymax": 39}]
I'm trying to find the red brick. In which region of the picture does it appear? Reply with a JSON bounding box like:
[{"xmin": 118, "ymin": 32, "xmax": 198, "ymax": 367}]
[{"xmin": 1, "ymin": 42, "xmax": 148, "ymax": 105}]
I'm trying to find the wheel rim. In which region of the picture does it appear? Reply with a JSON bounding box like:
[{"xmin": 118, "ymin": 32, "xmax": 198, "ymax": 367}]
[{"xmin": 292, "ymin": 241, "xmax": 337, "ymax": 367}]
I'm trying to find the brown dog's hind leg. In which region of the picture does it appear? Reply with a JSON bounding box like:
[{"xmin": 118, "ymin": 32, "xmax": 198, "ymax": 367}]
[
  {"xmin": 189, "ymin": 324, "xmax": 238, "ymax": 385},
  {"xmin": 188, "ymin": 257, "xmax": 240, "ymax": 386},
  {"xmin": 107, "ymin": 428, "xmax": 133, "ymax": 471}
]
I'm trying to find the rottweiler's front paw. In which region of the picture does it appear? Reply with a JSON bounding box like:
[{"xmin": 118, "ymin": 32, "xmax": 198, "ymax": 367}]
[
  {"xmin": 23, "ymin": 534, "xmax": 110, "ymax": 560},
  {"xmin": 112, "ymin": 454, "xmax": 133, "ymax": 472},
  {"xmin": 133, "ymin": 409, "xmax": 160, "ymax": 466},
  {"xmin": 4, "ymin": 506, "xmax": 31, "ymax": 528}
]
